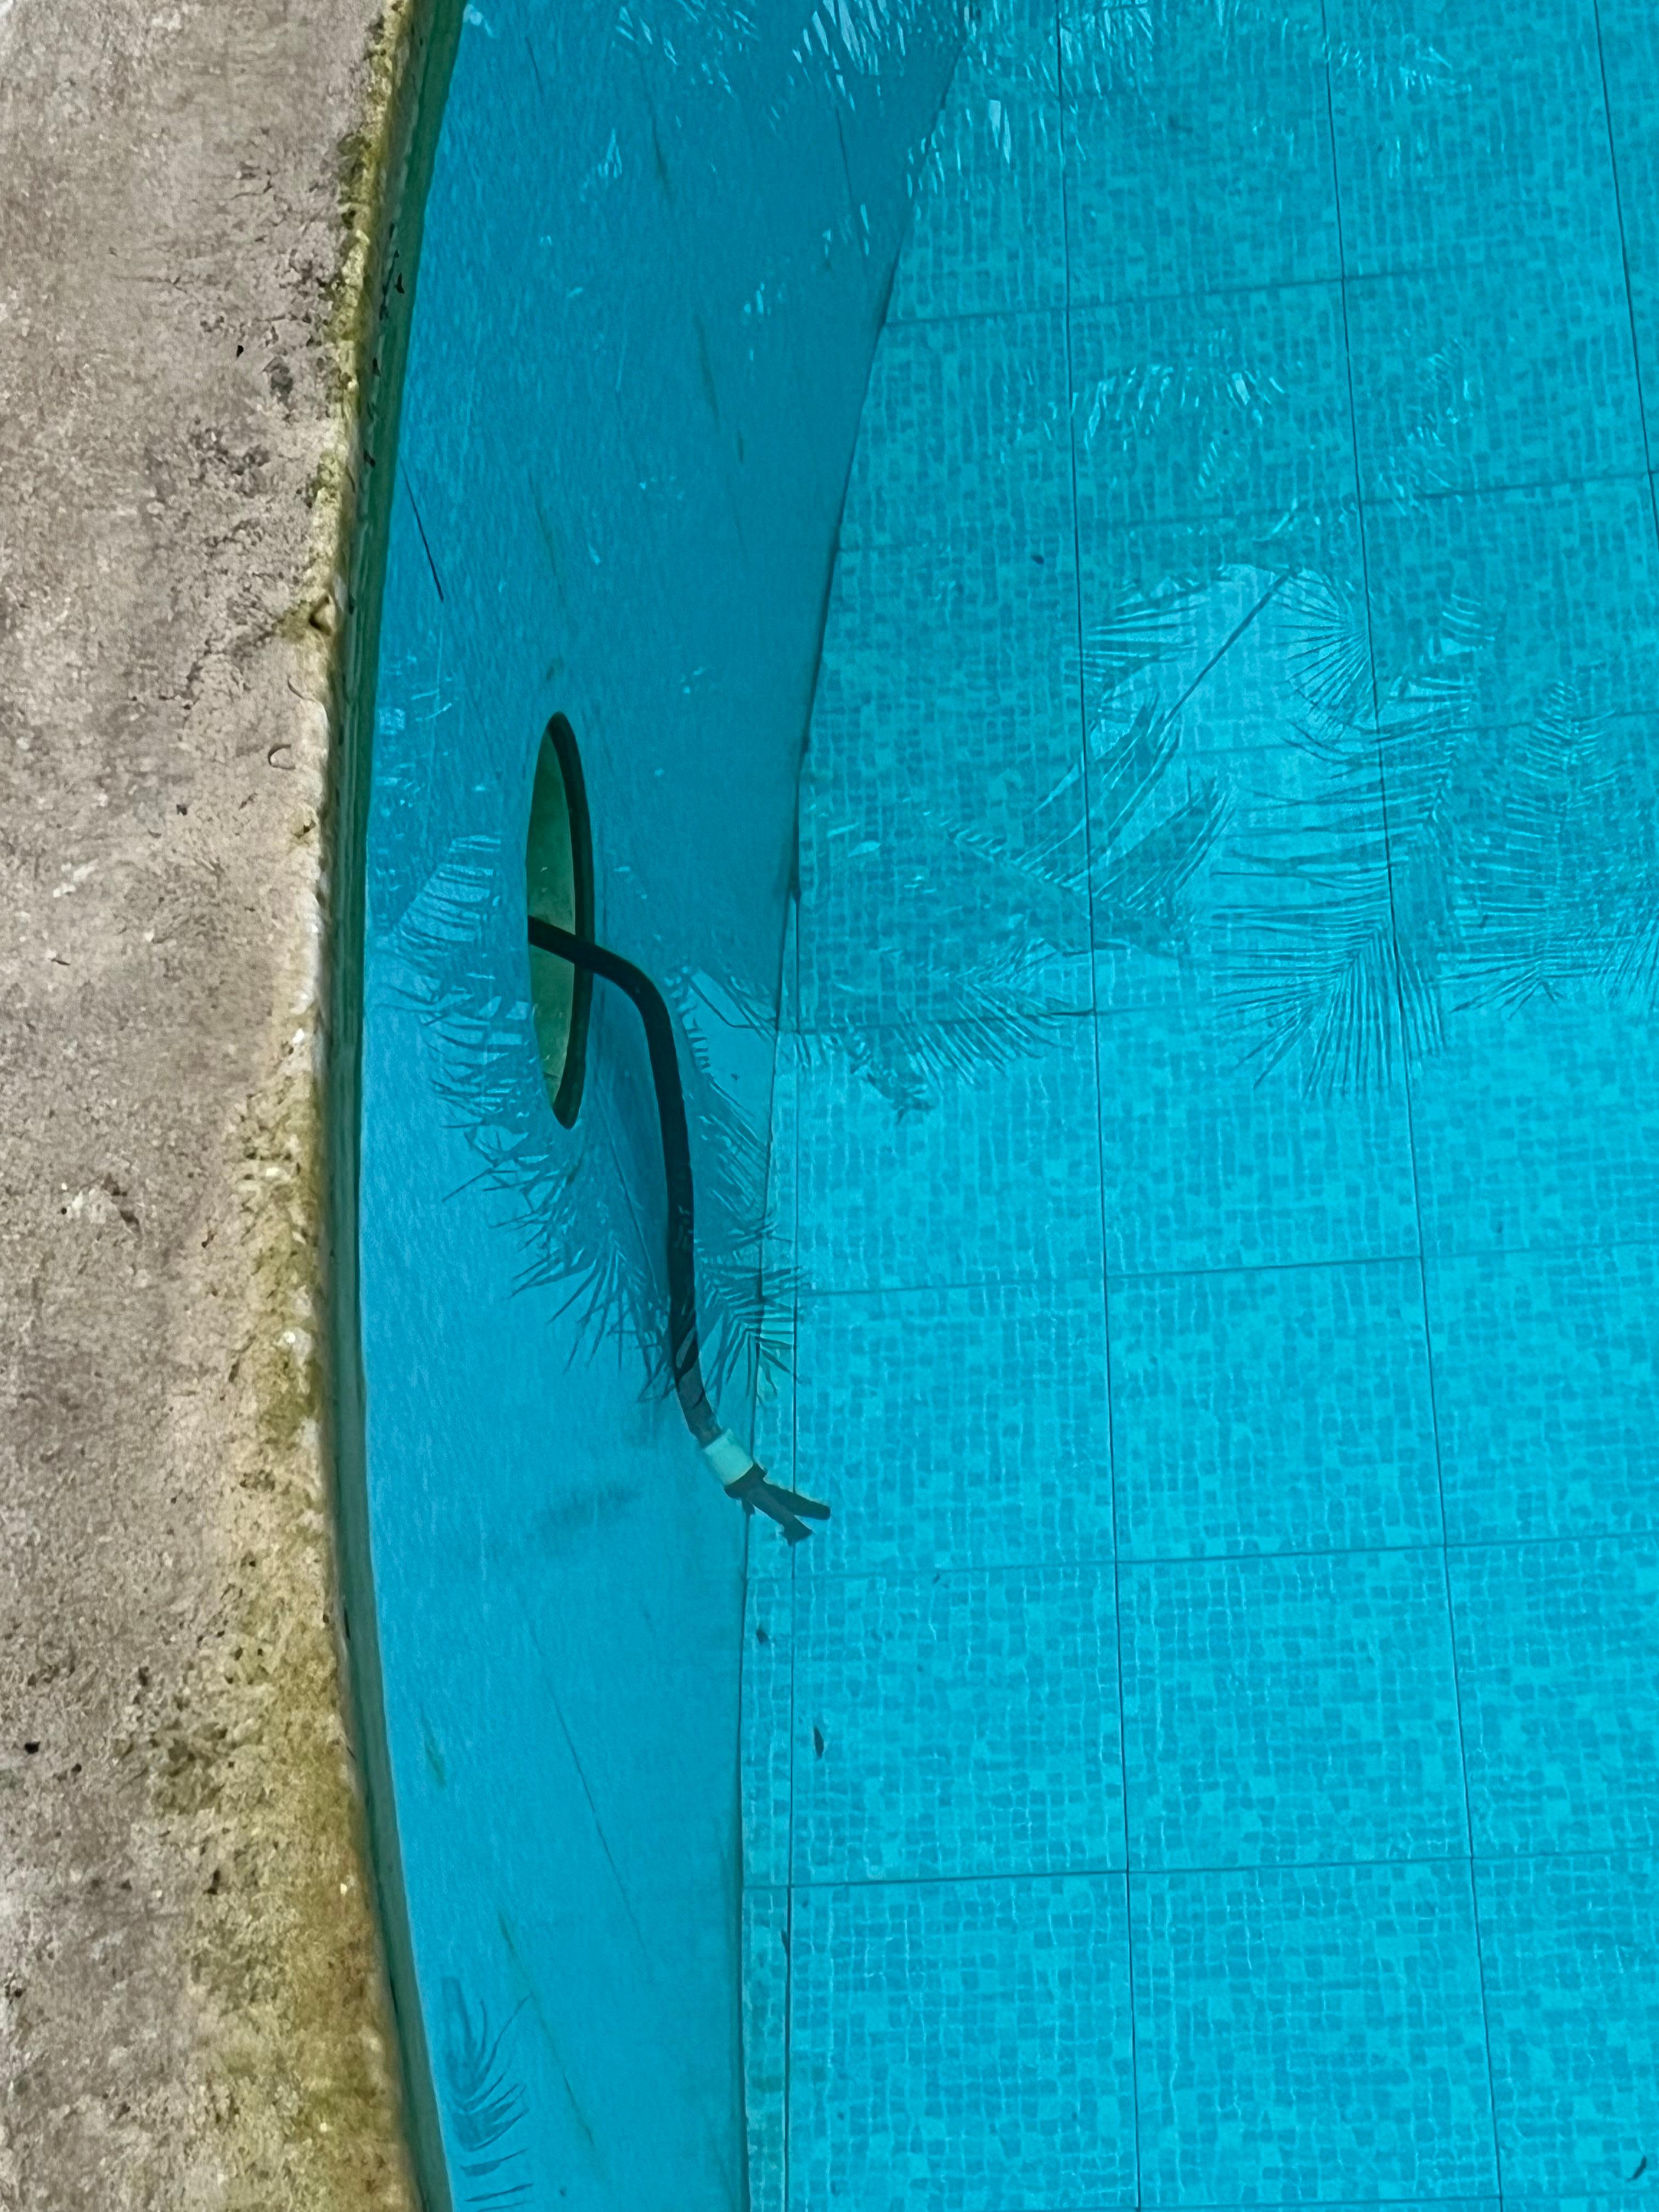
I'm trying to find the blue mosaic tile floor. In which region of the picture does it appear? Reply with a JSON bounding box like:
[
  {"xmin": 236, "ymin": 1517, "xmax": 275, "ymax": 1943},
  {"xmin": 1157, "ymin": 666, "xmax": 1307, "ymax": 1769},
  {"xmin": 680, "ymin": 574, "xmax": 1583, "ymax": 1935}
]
[{"xmin": 743, "ymin": 0, "xmax": 1659, "ymax": 2203}]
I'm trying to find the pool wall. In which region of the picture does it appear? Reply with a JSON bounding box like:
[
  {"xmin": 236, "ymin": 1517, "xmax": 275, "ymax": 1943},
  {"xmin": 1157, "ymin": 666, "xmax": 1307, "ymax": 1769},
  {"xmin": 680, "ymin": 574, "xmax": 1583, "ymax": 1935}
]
[{"xmin": 344, "ymin": 5, "xmax": 961, "ymax": 2205}]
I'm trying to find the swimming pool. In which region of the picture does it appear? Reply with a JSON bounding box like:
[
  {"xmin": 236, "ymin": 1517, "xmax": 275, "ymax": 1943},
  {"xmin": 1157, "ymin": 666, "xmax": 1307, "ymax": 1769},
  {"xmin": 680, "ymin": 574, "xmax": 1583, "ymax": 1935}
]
[{"xmin": 341, "ymin": 1, "xmax": 1659, "ymax": 2205}]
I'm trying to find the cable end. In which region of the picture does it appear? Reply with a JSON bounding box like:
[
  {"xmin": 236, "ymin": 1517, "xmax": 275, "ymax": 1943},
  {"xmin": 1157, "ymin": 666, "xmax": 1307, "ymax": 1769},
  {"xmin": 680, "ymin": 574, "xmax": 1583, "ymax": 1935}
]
[{"xmin": 702, "ymin": 1431, "xmax": 830, "ymax": 1543}]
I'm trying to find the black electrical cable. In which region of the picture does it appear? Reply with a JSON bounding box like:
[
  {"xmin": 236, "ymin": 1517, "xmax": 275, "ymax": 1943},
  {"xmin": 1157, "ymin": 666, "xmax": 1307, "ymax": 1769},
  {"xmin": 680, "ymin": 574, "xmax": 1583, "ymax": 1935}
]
[{"xmin": 528, "ymin": 915, "xmax": 829, "ymax": 1543}]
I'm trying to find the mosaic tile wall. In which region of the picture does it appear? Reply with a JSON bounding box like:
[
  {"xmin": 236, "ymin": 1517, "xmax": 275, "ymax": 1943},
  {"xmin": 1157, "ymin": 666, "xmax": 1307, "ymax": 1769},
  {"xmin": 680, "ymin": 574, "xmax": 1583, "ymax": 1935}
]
[{"xmin": 743, "ymin": 0, "xmax": 1659, "ymax": 2204}]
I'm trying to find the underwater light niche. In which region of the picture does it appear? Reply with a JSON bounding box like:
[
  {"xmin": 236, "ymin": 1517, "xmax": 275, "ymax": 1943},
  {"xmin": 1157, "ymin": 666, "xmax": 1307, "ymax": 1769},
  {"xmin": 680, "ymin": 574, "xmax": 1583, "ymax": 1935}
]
[
  {"xmin": 524, "ymin": 712, "xmax": 594, "ymax": 1129},
  {"xmin": 522, "ymin": 712, "xmax": 831, "ymax": 1547}
]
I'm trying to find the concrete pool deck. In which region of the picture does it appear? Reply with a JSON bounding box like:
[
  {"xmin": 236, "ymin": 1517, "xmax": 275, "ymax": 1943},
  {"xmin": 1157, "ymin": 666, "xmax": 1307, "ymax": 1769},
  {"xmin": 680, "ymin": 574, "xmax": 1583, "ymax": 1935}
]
[{"xmin": 0, "ymin": 0, "xmax": 415, "ymax": 2200}]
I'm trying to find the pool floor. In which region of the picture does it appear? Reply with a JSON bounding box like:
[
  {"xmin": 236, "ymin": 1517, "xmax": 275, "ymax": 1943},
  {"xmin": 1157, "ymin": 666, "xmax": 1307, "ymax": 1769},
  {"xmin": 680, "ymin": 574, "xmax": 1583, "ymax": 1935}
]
[{"xmin": 740, "ymin": 2, "xmax": 1659, "ymax": 2205}]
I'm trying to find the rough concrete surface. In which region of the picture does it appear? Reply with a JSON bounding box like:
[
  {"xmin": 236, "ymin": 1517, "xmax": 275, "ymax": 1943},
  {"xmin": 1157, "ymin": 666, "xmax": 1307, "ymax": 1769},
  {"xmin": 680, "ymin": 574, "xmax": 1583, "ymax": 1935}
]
[{"xmin": 0, "ymin": 0, "xmax": 419, "ymax": 2203}]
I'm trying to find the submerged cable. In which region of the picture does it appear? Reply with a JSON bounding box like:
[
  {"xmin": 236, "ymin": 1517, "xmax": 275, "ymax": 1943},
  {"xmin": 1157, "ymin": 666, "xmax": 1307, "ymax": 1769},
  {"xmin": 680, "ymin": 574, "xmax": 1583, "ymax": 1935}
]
[{"xmin": 528, "ymin": 916, "xmax": 828, "ymax": 1543}]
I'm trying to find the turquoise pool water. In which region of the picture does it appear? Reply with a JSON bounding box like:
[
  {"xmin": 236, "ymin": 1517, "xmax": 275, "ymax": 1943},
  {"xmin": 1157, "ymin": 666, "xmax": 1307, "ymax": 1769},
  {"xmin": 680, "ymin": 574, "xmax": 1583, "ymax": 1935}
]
[{"xmin": 352, "ymin": 1, "xmax": 1659, "ymax": 2206}]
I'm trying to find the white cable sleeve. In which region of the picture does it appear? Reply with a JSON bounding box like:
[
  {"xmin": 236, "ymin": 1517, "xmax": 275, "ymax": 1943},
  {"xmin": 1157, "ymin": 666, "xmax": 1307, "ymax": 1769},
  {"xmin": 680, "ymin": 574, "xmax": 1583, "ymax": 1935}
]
[{"xmin": 702, "ymin": 1429, "xmax": 757, "ymax": 1487}]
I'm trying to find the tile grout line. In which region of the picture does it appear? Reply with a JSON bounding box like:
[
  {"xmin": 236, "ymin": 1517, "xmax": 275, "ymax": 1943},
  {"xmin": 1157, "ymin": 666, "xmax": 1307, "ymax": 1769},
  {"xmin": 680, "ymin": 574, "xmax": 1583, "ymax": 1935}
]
[
  {"xmin": 838, "ymin": 460, "xmax": 1659, "ymax": 579},
  {"xmin": 960, "ymin": 2199, "xmax": 1499, "ymax": 2212},
  {"xmin": 1317, "ymin": 15, "xmax": 1509, "ymax": 2202},
  {"xmin": 1058, "ymin": 11, "xmax": 1143, "ymax": 2204},
  {"xmin": 1587, "ymin": 0, "xmax": 1659, "ymax": 554},
  {"xmin": 745, "ymin": 884, "xmax": 792, "ymax": 2212},
  {"xmin": 782, "ymin": 904, "xmax": 800, "ymax": 2212},
  {"xmin": 777, "ymin": 1525, "xmax": 1659, "ymax": 1588},
  {"xmin": 886, "ymin": 246, "xmax": 1650, "ymax": 331},
  {"xmin": 789, "ymin": 1218, "xmax": 1659, "ymax": 1301},
  {"xmin": 736, "ymin": 1523, "xmax": 757, "ymax": 2207},
  {"xmin": 1071, "ymin": 467, "xmax": 1656, "ymax": 534},
  {"xmin": 779, "ymin": 1836, "xmax": 1655, "ymax": 1892},
  {"xmin": 747, "ymin": 907, "xmax": 802, "ymax": 2212}
]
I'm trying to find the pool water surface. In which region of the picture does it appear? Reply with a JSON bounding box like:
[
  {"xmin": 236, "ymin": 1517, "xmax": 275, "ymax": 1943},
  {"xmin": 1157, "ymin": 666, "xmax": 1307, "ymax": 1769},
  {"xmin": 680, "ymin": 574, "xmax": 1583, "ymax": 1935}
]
[{"xmin": 355, "ymin": 1, "xmax": 1659, "ymax": 2204}]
